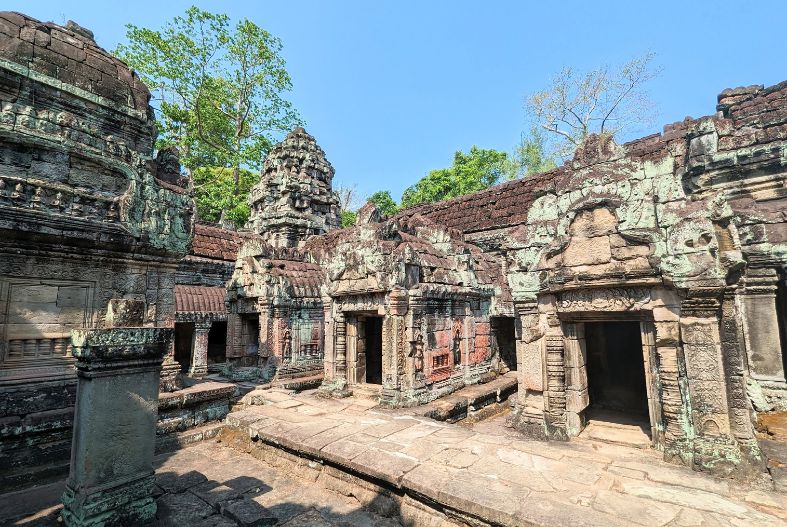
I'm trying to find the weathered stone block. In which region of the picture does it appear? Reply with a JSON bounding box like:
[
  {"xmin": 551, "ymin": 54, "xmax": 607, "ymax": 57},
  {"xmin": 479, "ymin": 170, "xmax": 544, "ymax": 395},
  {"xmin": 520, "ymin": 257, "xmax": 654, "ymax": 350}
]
[{"xmin": 563, "ymin": 236, "xmax": 612, "ymax": 266}]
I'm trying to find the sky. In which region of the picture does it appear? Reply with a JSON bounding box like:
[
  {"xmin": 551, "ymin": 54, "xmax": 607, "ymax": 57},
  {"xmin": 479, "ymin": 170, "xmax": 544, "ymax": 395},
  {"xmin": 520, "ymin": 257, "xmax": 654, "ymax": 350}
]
[{"xmin": 10, "ymin": 1, "xmax": 787, "ymax": 204}]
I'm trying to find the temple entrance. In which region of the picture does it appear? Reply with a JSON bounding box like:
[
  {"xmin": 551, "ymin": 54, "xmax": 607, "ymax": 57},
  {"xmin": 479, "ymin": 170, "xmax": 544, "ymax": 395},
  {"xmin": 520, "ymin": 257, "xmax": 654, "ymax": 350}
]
[
  {"xmin": 208, "ymin": 321, "xmax": 227, "ymax": 365},
  {"xmin": 491, "ymin": 317, "xmax": 516, "ymax": 371},
  {"xmin": 174, "ymin": 322, "xmax": 194, "ymax": 373},
  {"xmin": 777, "ymin": 275, "xmax": 787, "ymax": 375},
  {"xmin": 585, "ymin": 321, "xmax": 649, "ymax": 418},
  {"xmin": 363, "ymin": 316, "xmax": 383, "ymax": 384}
]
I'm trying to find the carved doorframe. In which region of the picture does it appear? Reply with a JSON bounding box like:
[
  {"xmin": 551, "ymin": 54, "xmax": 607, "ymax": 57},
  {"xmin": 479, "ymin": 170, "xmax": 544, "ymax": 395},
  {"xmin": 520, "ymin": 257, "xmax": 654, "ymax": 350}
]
[{"xmin": 553, "ymin": 285, "xmax": 664, "ymax": 450}]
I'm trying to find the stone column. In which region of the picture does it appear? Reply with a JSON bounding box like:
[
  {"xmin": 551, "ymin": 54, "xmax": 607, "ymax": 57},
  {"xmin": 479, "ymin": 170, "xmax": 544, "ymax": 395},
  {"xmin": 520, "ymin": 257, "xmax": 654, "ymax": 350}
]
[
  {"xmin": 62, "ymin": 327, "xmax": 170, "ymax": 527},
  {"xmin": 189, "ymin": 320, "xmax": 211, "ymax": 378},
  {"xmin": 543, "ymin": 314, "xmax": 568, "ymax": 440},
  {"xmin": 334, "ymin": 310, "xmax": 347, "ymax": 384},
  {"xmin": 740, "ymin": 268, "xmax": 786, "ymax": 383}
]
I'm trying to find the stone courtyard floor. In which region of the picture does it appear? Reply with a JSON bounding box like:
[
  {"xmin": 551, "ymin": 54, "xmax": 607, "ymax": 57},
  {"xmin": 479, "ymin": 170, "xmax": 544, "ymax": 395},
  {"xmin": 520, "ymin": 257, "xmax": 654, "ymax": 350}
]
[
  {"xmin": 1, "ymin": 389, "xmax": 786, "ymax": 527},
  {"xmin": 223, "ymin": 389, "xmax": 787, "ymax": 527}
]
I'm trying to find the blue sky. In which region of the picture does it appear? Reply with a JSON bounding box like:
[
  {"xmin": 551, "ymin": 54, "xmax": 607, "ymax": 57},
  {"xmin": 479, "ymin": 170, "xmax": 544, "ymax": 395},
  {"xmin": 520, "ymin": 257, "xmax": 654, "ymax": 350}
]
[{"xmin": 10, "ymin": 1, "xmax": 787, "ymax": 203}]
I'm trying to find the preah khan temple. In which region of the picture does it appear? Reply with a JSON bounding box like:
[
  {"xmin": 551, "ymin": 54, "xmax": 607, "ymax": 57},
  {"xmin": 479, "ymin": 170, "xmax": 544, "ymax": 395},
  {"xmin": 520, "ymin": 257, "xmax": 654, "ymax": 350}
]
[{"xmin": 0, "ymin": 9, "xmax": 785, "ymax": 527}]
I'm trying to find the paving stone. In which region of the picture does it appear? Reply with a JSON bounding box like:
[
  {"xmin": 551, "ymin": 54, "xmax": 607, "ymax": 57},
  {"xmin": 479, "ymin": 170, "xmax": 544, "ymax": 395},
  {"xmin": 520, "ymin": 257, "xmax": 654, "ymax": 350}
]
[
  {"xmin": 190, "ymin": 481, "xmax": 243, "ymax": 509},
  {"xmin": 274, "ymin": 399, "xmax": 303, "ymax": 409},
  {"xmin": 156, "ymin": 492, "xmax": 214, "ymax": 526},
  {"xmin": 279, "ymin": 509, "xmax": 332, "ymax": 527},
  {"xmin": 156, "ymin": 470, "xmax": 209, "ymax": 494},
  {"xmin": 349, "ymin": 448, "xmax": 420, "ymax": 486},
  {"xmin": 619, "ymin": 482, "xmax": 750, "ymax": 517},
  {"xmin": 221, "ymin": 498, "xmax": 277, "ymax": 527},
  {"xmin": 192, "ymin": 516, "xmax": 239, "ymax": 527},
  {"xmin": 592, "ymin": 489, "xmax": 681, "ymax": 526}
]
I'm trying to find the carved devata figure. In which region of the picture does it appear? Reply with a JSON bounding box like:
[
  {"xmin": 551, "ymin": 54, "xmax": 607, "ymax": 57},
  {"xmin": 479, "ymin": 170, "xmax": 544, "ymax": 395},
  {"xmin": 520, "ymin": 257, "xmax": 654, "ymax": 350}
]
[
  {"xmin": 281, "ymin": 322, "xmax": 292, "ymax": 361},
  {"xmin": 411, "ymin": 330, "xmax": 425, "ymax": 376},
  {"xmin": 452, "ymin": 319, "xmax": 463, "ymax": 366}
]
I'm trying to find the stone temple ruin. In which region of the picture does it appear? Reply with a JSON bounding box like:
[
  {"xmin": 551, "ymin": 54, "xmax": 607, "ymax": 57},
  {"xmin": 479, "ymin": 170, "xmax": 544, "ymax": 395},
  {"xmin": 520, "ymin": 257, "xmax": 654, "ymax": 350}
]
[{"xmin": 0, "ymin": 10, "xmax": 786, "ymax": 524}]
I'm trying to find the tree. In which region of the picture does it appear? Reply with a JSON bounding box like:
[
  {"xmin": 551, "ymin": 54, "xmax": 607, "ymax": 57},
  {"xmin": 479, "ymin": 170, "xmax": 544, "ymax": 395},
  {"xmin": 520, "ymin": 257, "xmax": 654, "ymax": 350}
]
[
  {"xmin": 334, "ymin": 183, "xmax": 361, "ymax": 227},
  {"xmin": 367, "ymin": 191, "xmax": 399, "ymax": 217},
  {"xmin": 527, "ymin": 53, "xmax": 660, "ymax": 157},
  {"xmin": 116, "ymin": 7, "xmax": 300, "ymax": 218},
  {"xmin": 192, "ymin": 167, "xmax": 258, "ymax": 226},
  {"xmin": 503, "ymin": 128, "xmax": 556, "ymax": 178},
  {"xmin": 340, "ymin": 210, "xmax": 357, "ymax": 228},
  {"xmin": 400, "ymin": 147, "xmax": 509, "ymax": 209}
]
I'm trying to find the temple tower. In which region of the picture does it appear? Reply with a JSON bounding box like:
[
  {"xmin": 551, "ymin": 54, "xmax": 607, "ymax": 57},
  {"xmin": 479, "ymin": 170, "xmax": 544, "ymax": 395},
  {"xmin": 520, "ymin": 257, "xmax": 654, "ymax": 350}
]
[{"xmin": 247, "ymin": 127, "xmax": 340, "ymax": 247}]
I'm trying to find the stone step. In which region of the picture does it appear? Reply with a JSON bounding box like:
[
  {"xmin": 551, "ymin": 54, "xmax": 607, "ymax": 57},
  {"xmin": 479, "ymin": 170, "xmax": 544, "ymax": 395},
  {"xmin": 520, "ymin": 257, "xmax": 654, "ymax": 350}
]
[
  {"xmin": 350, "ymin": 383, "xmax": 382, "ymax": 400},
  {"xmin": 423, "ymin": 372, "xmax": 518, "ymax": 423},
  {"xmin": 156, "ymin": 422, "xmax": 225, "ymax": 454},
  {"xmin": 579, "ymin": 421, "xmax": 652, "ymax": 449}
]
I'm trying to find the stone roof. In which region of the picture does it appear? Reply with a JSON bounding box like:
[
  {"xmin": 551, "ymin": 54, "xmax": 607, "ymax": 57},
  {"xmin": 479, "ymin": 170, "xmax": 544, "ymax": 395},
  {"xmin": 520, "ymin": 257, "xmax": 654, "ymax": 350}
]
[
  {"xmin": 266, "ymin": 259, "xmax": 324, "ymax": 298},
  {"xmin": 175, "ymin": 285, "xmax": 226, "ymax": 313},
  {"xmin": 398, "ymin": 80, "xmax": 787, "ymax": 239},
  {"xmin": 191, "ymin": 224, "xmax": 249, "ymax": 261},
  {"xmin": 397, "ymin": 171, "xmax": 558, "ymax": 235},
  {"xmin": 0, "ymin": 12, "xmax": 152, "ymax": 115}
]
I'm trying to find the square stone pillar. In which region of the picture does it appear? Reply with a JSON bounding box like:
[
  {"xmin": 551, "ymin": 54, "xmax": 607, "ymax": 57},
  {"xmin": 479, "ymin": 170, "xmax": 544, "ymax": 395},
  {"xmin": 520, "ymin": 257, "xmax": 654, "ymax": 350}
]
[
  {"xmin": 740, "ymin": 268, "xmax": 786, "ymax": 383},
  {"xmin": 61, "ymin": 328, "xmax": 171, "ymax": 527},
  {"xmin": 189, "ymin": 320, "xmax": 212, "ymax": 378}
]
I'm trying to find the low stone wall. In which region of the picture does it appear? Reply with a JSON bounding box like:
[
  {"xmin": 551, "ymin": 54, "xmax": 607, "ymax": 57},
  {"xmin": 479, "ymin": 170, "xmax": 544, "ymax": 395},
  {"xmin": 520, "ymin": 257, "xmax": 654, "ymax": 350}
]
[
  {"xmin": 157, "ymin": 381, "xmax": 235, "ymax": 437},
  {"xmin": 0, "ymin": 380, "xmax": 77, "ymax": 491},
  {"xmin": 0, "ymin": 379, "xmax": 235, "ymax": 491}
]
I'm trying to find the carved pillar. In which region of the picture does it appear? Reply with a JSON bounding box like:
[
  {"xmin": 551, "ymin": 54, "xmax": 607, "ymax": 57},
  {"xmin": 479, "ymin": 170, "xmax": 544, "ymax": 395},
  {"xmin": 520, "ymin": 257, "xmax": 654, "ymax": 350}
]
[
  {"xmin": 739, "ymin": 268, "xmax": 786, "ymax": 384},
  {"xmin": 381, "ymin": 289, "xmax": 408, "ymax": 405},
  {"xmin": 62, "ymin": 328, "xmax": 170, "ymax": 527},
  {"xmin": 322, "ymin": 299, "xmax": 335, "ymax": 380},
  {"xmin": 334, "ymin": 310, "xmax": 347, "ymax": 383},
  {"xmin": 544, "ymin": 314, "xmax": 568, "ymax": 440},
  {"xmin": 189, "ymin": 320, "xmax": 211, "ymax": 378},
  {"xmin": 719, "ymin": 289, "xmax": 765, "ymax": 476},
  {"xmin": 507, "ymin": 299, "xmax": 548, "ymax": 438},
  {"xmin": 408, "ymin": 296, "xmax": 427, "ymax": 394},
  {"xmin": 680, "ymin": 295, "xmax": 743, "ymax": 475},
  {"xmin": 563, "ymin": 322, "xmax": 588, "ymax": 436},
  {"xmin": 257, "ymin": 304, "xmax": 272, "ymax": 360}
]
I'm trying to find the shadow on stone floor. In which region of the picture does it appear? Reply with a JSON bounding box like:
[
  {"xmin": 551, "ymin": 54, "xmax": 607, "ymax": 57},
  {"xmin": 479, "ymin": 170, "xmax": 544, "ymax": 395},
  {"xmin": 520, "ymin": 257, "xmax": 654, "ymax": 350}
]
[{"xmin": 0, "ymin": 445, "xmax": 406, "ymax": 527}]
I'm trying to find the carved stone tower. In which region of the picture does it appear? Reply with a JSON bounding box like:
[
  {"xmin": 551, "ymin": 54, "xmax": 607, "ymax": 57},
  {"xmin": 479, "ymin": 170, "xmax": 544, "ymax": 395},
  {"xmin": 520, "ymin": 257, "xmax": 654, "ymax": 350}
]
[{"xmin": 247, "ymin": 127, "xmax": 340, "ymax": 247}]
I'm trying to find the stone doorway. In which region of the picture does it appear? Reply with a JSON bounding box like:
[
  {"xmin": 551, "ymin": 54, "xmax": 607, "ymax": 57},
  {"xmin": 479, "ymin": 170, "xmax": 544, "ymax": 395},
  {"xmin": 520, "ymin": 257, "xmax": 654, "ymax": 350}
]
[
  {"xmin": 777, "ymin": 275, "xmax": 787, "ymax": 375},
  {"xmin": 491, "ymin": 317, "xmax": 516, "ymax": 372},
  {"xmin": 208, "ymin": 321, "xmax": 227, "ymax": 365},
  {"xmin": 581, "ymin": 321, "xmax": 652, "ymax": 447},
  {"xmin": 363, "ymin": 316, "xmax": 383, "ymax": 384},
  {"xmin": 174, "ymin": 322, "xmax": 194, "ymax": 373},
  {"xmin": 585, "ymin": 321, "xmax": 649, "ymax": 418}
]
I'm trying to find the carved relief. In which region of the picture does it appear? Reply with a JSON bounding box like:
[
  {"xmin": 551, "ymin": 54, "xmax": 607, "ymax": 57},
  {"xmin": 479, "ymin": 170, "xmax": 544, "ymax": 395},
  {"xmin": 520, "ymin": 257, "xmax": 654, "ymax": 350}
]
[{"xmin": 558, "ymin": 287, "xmax": 650, "ymax": 312}]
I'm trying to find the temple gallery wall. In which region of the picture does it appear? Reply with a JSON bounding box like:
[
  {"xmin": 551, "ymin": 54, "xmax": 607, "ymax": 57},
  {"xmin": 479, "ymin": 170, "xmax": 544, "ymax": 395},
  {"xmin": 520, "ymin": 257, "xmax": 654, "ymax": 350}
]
[{"xmin": 0, "ymin": 10, "xmax": 786, "ymax": 495}]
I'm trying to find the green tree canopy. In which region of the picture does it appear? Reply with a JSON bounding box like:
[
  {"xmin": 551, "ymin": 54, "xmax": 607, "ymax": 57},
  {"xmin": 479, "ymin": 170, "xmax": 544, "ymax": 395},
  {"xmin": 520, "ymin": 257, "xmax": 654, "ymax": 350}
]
[
  {"xmin": 400, "ymin": 146, "xmax": 509, "ymax": 209},
  {"xmin": 367, "ymin": 190, "xmax": 399, "ymax": 217},
  {"xmin": 116, "ymin": 6, "xmax": 301, "ymax": 225},
  {"xmin": 192, "ymin": 167, "xmax": 258, "ymax": 226},
  {"xmin": 504, "ymin": 128, "xmax": 557, "ymax": 178},
  {"xmin": 340, "ymin": 210, "xmax": 357, "ymax": 228}
]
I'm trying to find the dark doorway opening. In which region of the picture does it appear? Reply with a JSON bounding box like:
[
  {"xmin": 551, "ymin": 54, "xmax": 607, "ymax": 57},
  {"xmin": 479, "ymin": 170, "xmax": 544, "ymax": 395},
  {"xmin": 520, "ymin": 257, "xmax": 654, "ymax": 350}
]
[
  {"xmin": 363, "ymin": 316, "xmax": 383, "ymax": 384},
  {"xmin": 174, "ymin": 322, "xmax": 194, "ymax": 373},
  {"xmin": 491, "ymin": 317, "xmax": 517, "ymax": 371},
  {"xmin": 585, "ymin": 321, "xmax": 648, "ymax": 419},
  {"xmin": 777, "ymin": 274, "xmax": 787, "ymax": 375},
  {"xmin": 208, "ymin": 321, "xmax": 227, "ymax": 365}
]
